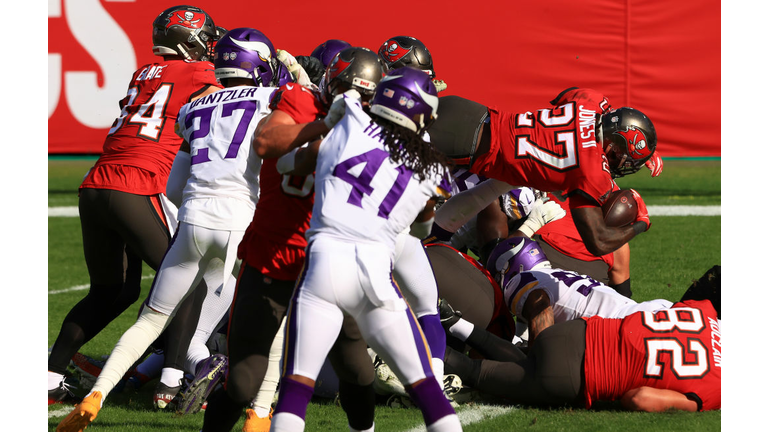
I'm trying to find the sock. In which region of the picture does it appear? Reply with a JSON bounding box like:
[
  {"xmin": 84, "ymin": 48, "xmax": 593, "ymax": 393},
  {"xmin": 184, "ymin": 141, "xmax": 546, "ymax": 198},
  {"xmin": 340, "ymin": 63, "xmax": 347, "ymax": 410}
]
[
  {"xmin": 417, "ymin": 314, "xmax": 446, "ymax": 389},
  {"xmin": 271, "ymin": 412, "xmax": 305, "ymax": 432},
  {"xmin": 160, "ymin": 367, "xmax": 185, "ymax": 387},
  {"xmin": 253, "ymin": 317, "xmax": 285, "ymax": 413},
  {"xmin": 350, "ymin": 422, "xmax": 375, "ymax": 432},
  {"xmin": 91, "ymin": 307, "xmax": 169, "ymax": 397},
  {"xmin": 405, "ymin": 378, "xmax": 456, "ymax": 427},
  {"xmin": 431, "ymin": 358, "xmax": 445, "ymax": 391},
  {"xmin": 426, "ymin": 413, "xmax": 462, "ymax": 431},
  {"xmin": 338, "ymin": 380, "xmax": 375, "ymax": 430},
  {"xmin": 48, "ymin": 371, "xmax": 64, "ymax": 390},
  {"xmin": 254, "ymin": 406, "xmax": 271, "ymax": 418},
  {"xmin": 448, "ymin": 318, "xmax": 474, "ymax": 341}
]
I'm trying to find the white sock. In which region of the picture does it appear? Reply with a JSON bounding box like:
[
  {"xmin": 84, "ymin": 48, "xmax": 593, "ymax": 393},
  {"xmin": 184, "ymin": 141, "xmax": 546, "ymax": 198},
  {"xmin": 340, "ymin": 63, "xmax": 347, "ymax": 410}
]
[
  {"xmin": 91, "ymin": 308, "xmax": 169, "ymax": 396},
  {"xmin": 160, "ymin": 367, "xmax": 185, "ymax": 387},
  {"xmin": 431, "ymin": 358, "xmax": 445, "ymax": 391},
  {"xmin": 350, "ymin": 422, "xmax": 374, "ymax": 432},
  {"xmin": 448, "ymin": 318, "xmax": 475, "ymax": 342},
  {"xmin": 427, "ymin": 413, "xmax": 462, "ymax": 431},
  {"xmin": 48, "ymin": 371, "xmax": 64, "ymax": 390},
  {"xmin": 254, "ymin": 406, "xmax": 271, "ymax": 418},
  {"xmin": 271, "ymin": 412, "xmax": 306, "ymax": 432},
  {"xmin": 252, "ymin": 318, "xmax": 285, "ymax": 413}
]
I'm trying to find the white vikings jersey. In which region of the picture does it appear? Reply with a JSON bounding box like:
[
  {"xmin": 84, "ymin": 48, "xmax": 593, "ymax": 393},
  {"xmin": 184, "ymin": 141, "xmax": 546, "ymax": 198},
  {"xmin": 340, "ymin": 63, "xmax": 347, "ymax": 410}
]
[
  {"xmin": 175, "ymin": 86, "xmax": 275, "ymax": 230},
  {"xmin": 504, "ymin": 268, "xmax": 672, "ymax": 323},
  {"xmin": 307, "ymin": 98, "xmax": 451, "ymax": 255},
  {"xmin": 448, "ymin": 168, "xmax": 538, "ymax": 252}
]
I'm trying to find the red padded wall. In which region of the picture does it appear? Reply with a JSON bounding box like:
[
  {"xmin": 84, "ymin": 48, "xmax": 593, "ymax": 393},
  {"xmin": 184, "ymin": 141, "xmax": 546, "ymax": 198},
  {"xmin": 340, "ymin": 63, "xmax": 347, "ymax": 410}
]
[{"xmin": 48, "ymin": 0, "xmax": 719, "ymax": 156}]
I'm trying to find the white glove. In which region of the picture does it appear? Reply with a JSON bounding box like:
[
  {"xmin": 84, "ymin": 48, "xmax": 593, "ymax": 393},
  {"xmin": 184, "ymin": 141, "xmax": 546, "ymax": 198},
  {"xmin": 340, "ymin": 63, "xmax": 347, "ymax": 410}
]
[
  {"xmin": 323, "ymin": 89, "xmax": 361, "ymax": 129},
  {"xmin": 432, "ymin": 79, "xmax": 448, "ymax": 93},
  {"xmin": 517, "ymin": 198, "xmax": 566, "ymax": 237},
  {"xmin": 276, "ymin": 49, "xmax": 314, "ymax": 88}
]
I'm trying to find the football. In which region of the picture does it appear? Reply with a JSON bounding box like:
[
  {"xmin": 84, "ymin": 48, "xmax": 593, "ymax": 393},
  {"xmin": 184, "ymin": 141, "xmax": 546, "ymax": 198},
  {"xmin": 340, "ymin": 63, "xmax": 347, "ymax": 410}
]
[{"xmin": 602, "ymin": 189, "xmax": 638, "ymax": 227}]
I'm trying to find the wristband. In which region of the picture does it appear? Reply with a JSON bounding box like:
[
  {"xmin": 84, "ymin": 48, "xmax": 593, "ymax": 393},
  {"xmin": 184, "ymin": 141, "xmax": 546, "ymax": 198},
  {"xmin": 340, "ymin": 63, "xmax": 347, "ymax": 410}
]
[{"xmin": 632, "ymin": 221, "xmax": 647, "ymax": 236}]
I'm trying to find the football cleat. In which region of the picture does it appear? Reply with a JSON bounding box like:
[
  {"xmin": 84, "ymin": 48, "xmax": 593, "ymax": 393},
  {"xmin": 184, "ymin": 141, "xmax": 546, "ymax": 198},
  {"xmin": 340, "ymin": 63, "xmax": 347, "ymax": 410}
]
[
  {"xmin": 372, "ymin": 354, "xmax": 407, "ymax": 397},
  {"xmin": 153, "ymin": 381, "xmax": 182, "ymax": 410},
  {"xmin": 55, "ymin": 391, "xmax": 102, "ymax": 432},
  {"xmin": 438, "ymin": 298, "xmax": 462, "ymax": 331},
  {"xmin": 442, "ymin": 374, "xmax": 462, "ymax": 407},
  {"xmin": 48, "ymin": 379, "xmax": 81, "ymax": 406},
  {"xmin": 386, "ymin": 394, "xmax": 416, "ymax": 409},
  {"xmin": 680, "ymin": 265, "xmax": 721, "ymax": 319},
  {"xmin": 243, "ymin": 407, "xmax": 273, "ymax": 432},
  {"xmin": 176, "ymin": 354, "xmax": 228, "ymax": 415}
]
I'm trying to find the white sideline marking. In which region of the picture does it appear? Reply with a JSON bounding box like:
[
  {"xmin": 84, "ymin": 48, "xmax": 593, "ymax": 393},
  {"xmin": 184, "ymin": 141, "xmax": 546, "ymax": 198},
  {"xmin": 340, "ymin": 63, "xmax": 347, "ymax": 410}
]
[
  {"xmin": 403, "ymin": 405, "xmax": 516, "ymax": 432},
  {"xmin": 48, "ymin": 407, "xmax": 71, "ymax": 418},
  {"xmin": 647, "ymin": 205, "xmax": 720, "ymax": 216},
  {"xmin": 49, "ymin": 274, "xmax": 155, "ymax": 295},
  {"xmin": 50, "ymin": 205, "xmax": 722, "ymax": 218}
]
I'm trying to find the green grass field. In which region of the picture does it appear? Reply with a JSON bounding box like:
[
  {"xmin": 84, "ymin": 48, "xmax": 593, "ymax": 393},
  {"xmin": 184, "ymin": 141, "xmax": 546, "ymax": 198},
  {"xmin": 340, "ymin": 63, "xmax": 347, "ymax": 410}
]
[{"xmin": 47, "ymin": 158, "xmax": 721, "ymax": 431}]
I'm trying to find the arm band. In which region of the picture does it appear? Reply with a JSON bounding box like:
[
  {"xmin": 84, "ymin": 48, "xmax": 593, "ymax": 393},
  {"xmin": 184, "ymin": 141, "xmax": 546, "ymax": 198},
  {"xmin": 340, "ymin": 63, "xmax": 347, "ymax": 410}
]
[
  {"xmin": 684, "ymin": 392, "xmax": 703, "ymax": 411},
  {"xmin": 609, "ymin": 278, "xmax": 632, "ymax": 298},
  {"xmin": 409, "ymin": 217, "xmax": 435, "ymax": 240},
  {"xmin": 276, "ymin": 147, "xmax": 299, "ymax": 174},
  {"xmin": 632, "ymin": 221, "xmax": 647, "ymax": 236}
]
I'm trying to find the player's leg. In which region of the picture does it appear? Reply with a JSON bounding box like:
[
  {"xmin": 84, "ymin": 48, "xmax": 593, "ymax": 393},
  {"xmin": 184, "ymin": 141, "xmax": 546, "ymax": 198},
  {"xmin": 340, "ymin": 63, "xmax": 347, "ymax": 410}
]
[
  {"xmin": 327, "ymin": 314, "xmax": 376, "ymax": 431},
  {"xmin": 392, "ymin": 233, "xmax": 446, "ymax": 387},
  {"xmin": 271, "ymin": 239, "xmax": 349, "ymax": 432},
  {"xmin": 48, "ymin": 189, "xmax": 170, "ymax": 402},
  {"xmin": 201, "ymin": 264, "xmax": 293, "ymax": 432},
  {"xmin": 353, "ymin": 293, "xmax": 461, "ymax": 431}
]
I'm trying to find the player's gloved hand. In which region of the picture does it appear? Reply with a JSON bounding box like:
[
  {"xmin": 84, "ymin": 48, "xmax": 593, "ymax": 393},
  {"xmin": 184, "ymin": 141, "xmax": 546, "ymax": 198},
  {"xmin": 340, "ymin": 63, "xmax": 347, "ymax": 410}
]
[
  {"xmin": 276, "ymin": 49, "xmax": 314, "ymax": 88},
  {"xmin": 323, "ymin": 89, "xmax": 361, "ymax": 129},
  {"xmin": 630, "ymin": 189, "xmax": 651, "ymax": 231},
  {"xmin": 518, "ymin": 198, "xmax": 566, "ymax": 237},
  {"xmin": 296, "ymin": 55, "xmax": 326, "ymax": 86},
  {"xmin": 645, "ymin": 151, "xmax": 663, "ymax": 177},
  {"xmin": 432, "ymin": 79, "xmax": 448, "ymax": 93}
]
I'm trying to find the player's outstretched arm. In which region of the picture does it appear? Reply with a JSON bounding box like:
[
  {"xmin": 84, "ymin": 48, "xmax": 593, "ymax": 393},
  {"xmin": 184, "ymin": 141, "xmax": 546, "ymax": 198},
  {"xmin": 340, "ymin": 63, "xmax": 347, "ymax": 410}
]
[
  {"xmin": 621, "ymin": 387, "xmax": 699, "ymax": 412},
  {"xmin": 252, "ymin": 110, "xmax": 329, "ymax": 159}
]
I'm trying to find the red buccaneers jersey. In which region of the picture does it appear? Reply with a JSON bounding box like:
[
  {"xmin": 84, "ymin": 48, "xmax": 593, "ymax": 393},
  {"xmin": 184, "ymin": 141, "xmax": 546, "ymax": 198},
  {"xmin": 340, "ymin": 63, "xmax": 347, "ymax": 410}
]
[
  {"xmin": 238, "ymin": 84, "xmax": 325, "ymax": 280},
  {"xmin": 81, "ymin": 60, "xmax": 220, "ymax": 195},
  {"xmin": 472, "ymin": 88, "xmax": 616, "ymax": 205},
  {"xmin": 583, "ymin": 299, "xmax": 721, "ymax": 410},
  {"xmin": 536, "ymin": 192, "xmax": 616, "ymax": 267}
]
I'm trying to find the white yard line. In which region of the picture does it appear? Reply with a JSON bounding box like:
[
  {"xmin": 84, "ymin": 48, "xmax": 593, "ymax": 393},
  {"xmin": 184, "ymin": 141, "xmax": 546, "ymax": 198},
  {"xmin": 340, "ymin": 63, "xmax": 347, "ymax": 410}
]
[
  {"xmin": 48, "ymin": 407, "xmax": 72, "ymax": 419},
  {"xmin": 50, "ymin": 205, "xmax": 722, "ymax": 218},
  {"xmin": 49, "ymin": 274, "xmax": 155, "ymax": 295},
  {"xmin": 402, "ymin": 405, "xmax": 516, "ymax": 432}
]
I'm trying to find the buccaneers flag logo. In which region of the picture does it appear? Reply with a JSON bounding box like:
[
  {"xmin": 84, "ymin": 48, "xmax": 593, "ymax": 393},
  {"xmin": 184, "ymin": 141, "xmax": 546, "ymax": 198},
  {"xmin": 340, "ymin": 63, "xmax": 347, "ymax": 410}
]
[
  {"xmin": 327, "ymin": 56, "xmax": 352, "ymax": 82},
  {"xmin": 167, "ymin": 10, "xmax": 205, "ymax": 30},
  {"xmin": 379, "ymin": 39, "xmax": 411, "ymax": 64},
  {"xmin": 616, "ymin": 126, "xmax": 651, "ymax": 160}
]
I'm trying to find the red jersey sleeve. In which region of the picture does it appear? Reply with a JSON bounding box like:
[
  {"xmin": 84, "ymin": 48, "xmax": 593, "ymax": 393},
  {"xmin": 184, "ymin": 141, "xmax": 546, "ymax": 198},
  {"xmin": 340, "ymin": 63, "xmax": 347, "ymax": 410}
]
[{"xmin": 269, "ymin": 84, "xmax": 325, "ymax": 124}]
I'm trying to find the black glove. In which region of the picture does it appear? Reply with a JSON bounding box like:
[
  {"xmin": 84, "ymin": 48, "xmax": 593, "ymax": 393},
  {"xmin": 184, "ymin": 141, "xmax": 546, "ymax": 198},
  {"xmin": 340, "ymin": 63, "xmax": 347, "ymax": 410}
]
[{"xmin": 296, "ymin": 55, "xmax": 326, "ymax": 86}]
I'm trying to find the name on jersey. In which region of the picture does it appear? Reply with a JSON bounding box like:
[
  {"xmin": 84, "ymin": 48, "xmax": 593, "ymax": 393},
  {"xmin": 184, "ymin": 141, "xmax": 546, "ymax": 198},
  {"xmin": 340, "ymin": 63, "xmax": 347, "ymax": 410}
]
[
  {"xmin": 189, "ymin": 87, "xmax": 260, "ymax": 109},
  {"xmin": 708, "ymin": 317, "xmax": 722, "ymax": 368},
  {"xmin": 135, "ymin": 65, "xmax": 167, "ymax": 82},
  {"xmin": 579, "ymin": 105, "xmax": 597, "ymax": 148}
]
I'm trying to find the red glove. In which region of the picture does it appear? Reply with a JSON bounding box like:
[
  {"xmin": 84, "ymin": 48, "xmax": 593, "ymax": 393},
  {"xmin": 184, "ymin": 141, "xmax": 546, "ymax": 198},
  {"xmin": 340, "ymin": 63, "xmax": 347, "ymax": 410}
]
[
  {"xmin": 630, "ymin": 189, "xmax": 651, "ymax": 231},
  {"xmin": 645, "ymin": 151, "xmax": 663, "ymax": 177}
]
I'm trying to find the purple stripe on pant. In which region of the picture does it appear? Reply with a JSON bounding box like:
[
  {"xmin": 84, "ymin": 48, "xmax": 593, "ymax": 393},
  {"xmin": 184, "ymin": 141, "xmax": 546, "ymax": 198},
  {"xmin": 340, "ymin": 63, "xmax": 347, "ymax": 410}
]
[
  {"xmin": 391, "ymin": 277, "xmax": 435, "ymax": 379},
  {"xmin": 281, "ymin": 241, "xmax": 313, "ymax": 377}
]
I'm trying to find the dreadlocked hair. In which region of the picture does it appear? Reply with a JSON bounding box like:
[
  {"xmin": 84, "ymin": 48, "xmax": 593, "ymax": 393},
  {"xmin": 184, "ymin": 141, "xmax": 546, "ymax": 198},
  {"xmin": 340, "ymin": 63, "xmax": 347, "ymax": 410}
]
[{"xmin": 372, "ymin": 118, "xmax": 454, "ymax": 181}]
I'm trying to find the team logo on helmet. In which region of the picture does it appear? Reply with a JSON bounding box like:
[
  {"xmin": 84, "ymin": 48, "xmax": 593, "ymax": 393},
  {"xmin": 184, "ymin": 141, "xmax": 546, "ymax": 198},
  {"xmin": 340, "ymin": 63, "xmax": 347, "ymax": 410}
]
[
  {"xmin": 327, "ymin": 57, "xmax": 352, "ymax": 81},
  {"xmin": 616, "ymin": 126, "xmax": 651, "ymax": 160},
  {"xmin": 167, "ymin": 10, "xmax": 205, "ymax": 30},
  {"xmin": 379, "ymin": 39, "xmax": 411, "ymax": 64}
]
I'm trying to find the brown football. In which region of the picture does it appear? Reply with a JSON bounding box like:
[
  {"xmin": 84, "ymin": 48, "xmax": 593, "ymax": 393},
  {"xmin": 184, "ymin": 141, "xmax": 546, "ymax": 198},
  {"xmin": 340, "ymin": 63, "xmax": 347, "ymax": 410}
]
[{"xmin": 602, "ymin": 189, "xmax": 638, "ymax": 227}]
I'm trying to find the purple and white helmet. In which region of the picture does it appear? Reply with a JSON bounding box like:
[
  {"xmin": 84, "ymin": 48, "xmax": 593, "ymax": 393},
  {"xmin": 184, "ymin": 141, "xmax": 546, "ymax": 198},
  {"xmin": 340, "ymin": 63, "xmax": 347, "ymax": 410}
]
[
  {"xmin": 369, "ymin": 67, "xmax": 439, "ymax": 134},
  {"xmin": 311, "ymin": 39, "xmax": 352, "ymax": 68},
  {"xmin": 487, "ymin": 237, "xmax": 551, "ymax": 288},
  {"xmin": 213, "ymin": 28, "xmax": 293, "ymax": 87}
]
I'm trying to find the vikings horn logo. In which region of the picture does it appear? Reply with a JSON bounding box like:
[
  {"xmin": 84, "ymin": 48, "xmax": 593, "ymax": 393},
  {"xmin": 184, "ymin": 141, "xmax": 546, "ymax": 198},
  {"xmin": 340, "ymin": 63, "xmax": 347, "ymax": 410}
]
[
  {"xmin": 616, "ymin": 125, "xmax": 651, "ymax": 160},
  {"xmin": 380, "ymin": 39, "xmax": 411, "ymax": 64}
]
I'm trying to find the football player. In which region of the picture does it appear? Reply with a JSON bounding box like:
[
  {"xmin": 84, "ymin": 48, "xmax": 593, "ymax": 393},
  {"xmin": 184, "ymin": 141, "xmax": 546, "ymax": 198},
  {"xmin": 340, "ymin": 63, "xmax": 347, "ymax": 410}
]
[
  {"xmin": 200, "ymin": 47, "xmax": 387, "ymax": 432},
  {"xmin": 270, "ymin": 66, "xmax": 461, "ymax": 432},
  {"xmin": 441, "ymin": 280, "xmax": 721, "ymax": 411},
  {"xmin": 427, "ymin": 88, "xmax": 656, "ymax": 258},
  {"xmin": 56, "ymin": 26, "xmax": 292, "ymax": 432},
  {"xmin": 378, "ymin": 35, "xmax": 447, "ymax": 92},
  {"xmin": 47, "ymin": 5, "xmax": 222, "ymax": 406}
]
